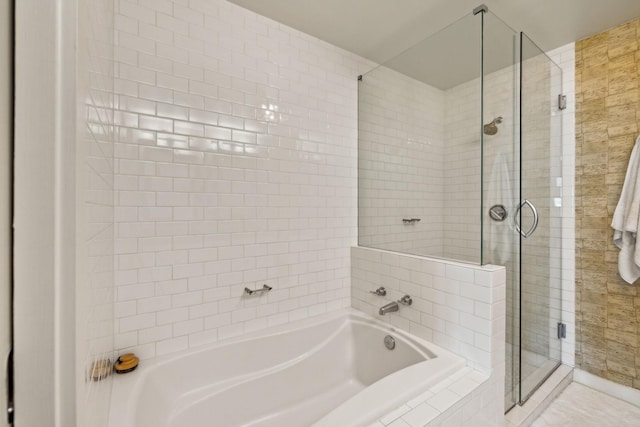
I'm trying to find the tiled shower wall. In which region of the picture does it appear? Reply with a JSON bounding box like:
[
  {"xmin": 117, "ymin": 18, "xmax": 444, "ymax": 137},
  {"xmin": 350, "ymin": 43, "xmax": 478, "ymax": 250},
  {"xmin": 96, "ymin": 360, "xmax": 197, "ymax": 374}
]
[
  {"xmin": 575, "ymin": 18, "xmax": 640, "ymax": 390},
  {"xmin": 77, "ymin": 0, "xmax": 115, "ymax": 425},
  {"xmin": 443, "ymin": 45, "xmax": 576, "ymax": 368},
  {"xmin": 442, "ymin": 69, "xmax": 510, "ymax": 264},
  {"xmin": 112, "ymin": 0, "xmax": 368, "ymax": 358},
  {"xmin": 357, "ymin": 60, "xmax": 512, "ymax": 265},
  {"xmin": 358, "ymin": 67, "xmax": 445, "ymax": 256}
]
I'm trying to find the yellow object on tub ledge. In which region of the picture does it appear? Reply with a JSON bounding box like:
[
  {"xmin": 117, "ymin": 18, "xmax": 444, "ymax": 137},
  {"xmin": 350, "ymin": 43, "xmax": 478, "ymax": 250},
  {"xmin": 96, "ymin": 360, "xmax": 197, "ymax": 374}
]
[{"xmin": 114, "ymin": 353, "xmax": 139, "ymax": 374}]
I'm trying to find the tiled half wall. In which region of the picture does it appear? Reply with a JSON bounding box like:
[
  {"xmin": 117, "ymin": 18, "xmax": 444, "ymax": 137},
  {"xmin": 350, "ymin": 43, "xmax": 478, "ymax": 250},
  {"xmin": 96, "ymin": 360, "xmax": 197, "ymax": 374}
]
[{"xmin": 351, "ymin": 246, "xmax": 506, "ymax": 425}]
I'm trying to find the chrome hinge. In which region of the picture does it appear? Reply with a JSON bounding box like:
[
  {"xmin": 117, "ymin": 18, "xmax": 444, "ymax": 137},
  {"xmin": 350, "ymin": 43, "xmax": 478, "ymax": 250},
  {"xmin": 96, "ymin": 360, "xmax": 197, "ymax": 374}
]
[
  {"xmin": 558, "ymin": 94, "xmax": 567, "ymax": 110},
  {"xmin": 473, "ymin": 4, "xmax": 488, "ymax": 15},
  {"xmin": 7, "ymin": 350, "xmax": 13, "ymax": 424},
  {"xmin": 557, "ymin": 322, "xmax": 566, "ymax": 339}
]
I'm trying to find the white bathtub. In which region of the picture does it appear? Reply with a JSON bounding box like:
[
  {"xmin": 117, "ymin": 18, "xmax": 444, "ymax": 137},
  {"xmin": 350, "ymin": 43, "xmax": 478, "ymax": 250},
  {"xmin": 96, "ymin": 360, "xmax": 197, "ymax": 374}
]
[{"xmin": 109, "ymin": 309, "xmax": 466, "ymax": 427}]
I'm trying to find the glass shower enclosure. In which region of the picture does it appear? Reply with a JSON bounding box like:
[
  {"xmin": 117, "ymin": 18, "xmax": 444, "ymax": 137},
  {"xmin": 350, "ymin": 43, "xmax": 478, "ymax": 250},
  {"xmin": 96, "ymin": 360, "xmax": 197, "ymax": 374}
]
[
  {"xmin": 513, "ymin": 32, "xmax": 564, "ymax": 406},
  {"xmin": 357, "ymin": 6, "xmax": 563, "ymax": 411}
]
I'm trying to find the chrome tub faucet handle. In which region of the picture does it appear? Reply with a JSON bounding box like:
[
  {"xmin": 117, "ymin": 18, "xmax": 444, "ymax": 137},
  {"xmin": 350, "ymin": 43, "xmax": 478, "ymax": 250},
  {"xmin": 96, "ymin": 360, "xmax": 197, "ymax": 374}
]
[
  {"xmin": 398, "ymin": 295, "xmax": 412, "ymax": 306},
  {"xmin": 370, "ymin": 287, "xmax": 387, "ymax": 296}
]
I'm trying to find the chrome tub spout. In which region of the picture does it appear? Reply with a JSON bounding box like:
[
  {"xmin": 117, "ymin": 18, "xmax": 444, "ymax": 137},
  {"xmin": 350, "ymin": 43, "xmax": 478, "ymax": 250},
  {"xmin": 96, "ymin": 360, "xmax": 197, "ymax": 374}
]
[{"xmin": 379, "ymin": 301, "xmax": 399, "ymax": 315}]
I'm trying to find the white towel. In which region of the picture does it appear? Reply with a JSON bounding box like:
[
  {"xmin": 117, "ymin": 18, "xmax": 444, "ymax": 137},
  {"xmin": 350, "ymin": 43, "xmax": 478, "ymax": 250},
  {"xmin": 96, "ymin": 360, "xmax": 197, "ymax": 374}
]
[
  {"xmin": 488, "ymin": 153, "xmax": 513, "ymax": 265},
  {"xmin": 612, "ymin": 135, "xmax": 640, "ymax": 284}
]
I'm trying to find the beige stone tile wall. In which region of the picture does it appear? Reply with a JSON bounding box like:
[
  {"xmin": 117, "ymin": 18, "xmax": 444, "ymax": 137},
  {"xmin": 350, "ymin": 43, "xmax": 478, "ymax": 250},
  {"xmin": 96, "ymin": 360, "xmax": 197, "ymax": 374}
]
[{"xmin": 575, "ymin": 18, "xmax": 640, "ymax": 390}]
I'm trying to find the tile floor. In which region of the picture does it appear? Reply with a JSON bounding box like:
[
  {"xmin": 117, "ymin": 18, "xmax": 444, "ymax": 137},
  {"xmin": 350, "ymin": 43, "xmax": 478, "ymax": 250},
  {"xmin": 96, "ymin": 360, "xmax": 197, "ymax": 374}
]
[{"xmin": 531, "ymin": 383, "xmax": 640, "ymax": 427}]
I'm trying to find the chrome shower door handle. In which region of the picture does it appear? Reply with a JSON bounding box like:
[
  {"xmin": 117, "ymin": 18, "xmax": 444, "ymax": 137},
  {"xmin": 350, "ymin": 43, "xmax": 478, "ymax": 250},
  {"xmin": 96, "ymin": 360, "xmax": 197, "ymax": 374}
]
[{"xmin": 514, "ymin": 199, "xmax": 539, "ymax": 238}]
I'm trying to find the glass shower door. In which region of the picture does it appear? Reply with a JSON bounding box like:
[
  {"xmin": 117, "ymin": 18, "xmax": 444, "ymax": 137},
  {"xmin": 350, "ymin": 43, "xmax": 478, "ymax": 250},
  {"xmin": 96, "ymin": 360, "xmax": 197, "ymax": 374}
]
[
  {"xmin": 478, "ymin": 11, "xmax": 520, "ymax": 410},
  {"xmin": 517, "ymin": 32, "xmax": 563, "ymax": 402},
  {"xmin": 0, "ymin": 2, "xmax": 11, "ymax": 422}
]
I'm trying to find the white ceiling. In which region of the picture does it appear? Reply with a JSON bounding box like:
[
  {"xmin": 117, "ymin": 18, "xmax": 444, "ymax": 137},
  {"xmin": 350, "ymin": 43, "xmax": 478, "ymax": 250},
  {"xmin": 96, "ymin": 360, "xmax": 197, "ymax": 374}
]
[{"xmin": 229, "ymin": 0, "xmax": 640, "ymax": 87}]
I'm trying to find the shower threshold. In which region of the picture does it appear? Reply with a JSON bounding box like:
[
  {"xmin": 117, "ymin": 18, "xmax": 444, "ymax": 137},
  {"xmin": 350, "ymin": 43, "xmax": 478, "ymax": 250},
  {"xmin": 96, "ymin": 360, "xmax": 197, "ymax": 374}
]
[
  {"xmin": 504, "ymin": 365, "xmax": 573, "ymax": 426},
  {"xmin": 505, "ymin": 347, "xmax": 562, "ymax": 411}
]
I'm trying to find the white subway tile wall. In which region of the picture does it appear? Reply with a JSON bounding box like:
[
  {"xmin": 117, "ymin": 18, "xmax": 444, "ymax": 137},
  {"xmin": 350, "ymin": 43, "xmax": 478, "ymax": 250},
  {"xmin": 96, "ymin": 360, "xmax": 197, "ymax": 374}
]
[
  {"xmin": 352, "ymin": 246, "xmax": 506, "ymax": 426},
  {"xmin": 357, "ymin": 61, "xmax": 483, "ymax": 265},
  {"xmin": 113, "ymin": 0, "xmax": 370, "ymax": 358},
  {"xmin": 358, "ymin": 67, "xmax": 445, "ymax": 256},
  {"xmin": 356, "ymin": 49, "xmax": 515, "ymax": 268},
  {"xmin": 442, "ymin": 76, "xmax": 484, "ymax": 264},
  {"xmin": 77, "ymin": 0, "xmax": 115, "ymax": 425},
  {"xmin": 442, "ymin": 64, "xmax": 520, "ymax": 265}
]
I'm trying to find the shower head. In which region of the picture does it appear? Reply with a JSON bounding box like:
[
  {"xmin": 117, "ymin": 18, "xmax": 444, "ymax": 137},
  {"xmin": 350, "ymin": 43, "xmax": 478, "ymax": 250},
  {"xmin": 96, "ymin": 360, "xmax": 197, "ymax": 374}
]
[{"xmin": 483, "ymin": 116, "xmax": 503, "ymax": 135}]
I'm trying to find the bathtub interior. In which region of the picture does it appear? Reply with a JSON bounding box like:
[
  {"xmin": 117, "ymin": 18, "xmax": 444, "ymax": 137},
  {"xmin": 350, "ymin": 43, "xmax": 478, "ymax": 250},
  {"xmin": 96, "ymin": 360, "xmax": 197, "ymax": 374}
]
[
  {"xmin": 347, "ymin": 320, "xmax": 436, "ymax": 385},
  {"xmin": 165, "ymin": 325, "xmax": 366, "ymax": 427},
  {"xmin": 112, "ymin": 311, "xmax": 460, "ymax": 427},
  {"xmin": 132, "ymin": 316, "xmax": 351, "ymax": 426}
]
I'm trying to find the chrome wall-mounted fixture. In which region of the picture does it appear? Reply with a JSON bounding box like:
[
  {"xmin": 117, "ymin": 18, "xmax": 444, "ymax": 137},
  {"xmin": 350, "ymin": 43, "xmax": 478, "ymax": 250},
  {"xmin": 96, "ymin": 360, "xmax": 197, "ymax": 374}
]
[
  {"xmin": 370, "ymin": 287, "xmax": 387, "ymax": 296},
  {"xmin": 398, "ymin": 295, "xmax": 412, "ymax": 306},
  {"xmin": 402, "ymin": 218, "xmax": 421, "ymax": 224},
  {"xmin": 378, "ymin": 295, "xmax": 413, "ymax": 315},
  {"xmin": 489, "ymin": 205, "xmax": 508, "ymax": 222},
  {"xmin": 244, "ymin": 284, "xmax": 273, "ymax": 295},
  {"xmin": 379, "ymin": 301, "xmax": 399, "ymax": 315},
  {"xmin": 483, "ymin": 116, "xmax": 503, "ymax": 135}
]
